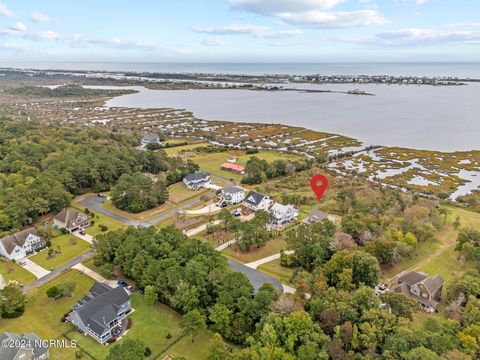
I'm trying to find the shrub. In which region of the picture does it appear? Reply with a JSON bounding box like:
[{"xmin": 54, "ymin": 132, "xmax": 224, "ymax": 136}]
[
  {"xmin": 90, "ymin": 220, "xmax": 95, "ymax": 226},
  {"xmin": 99, "ymin": 224, "xmax": 109, "ymax": 232},
  {"xmin": 246, "ymin": 148, "xmax": 259, "ymax": 154}
]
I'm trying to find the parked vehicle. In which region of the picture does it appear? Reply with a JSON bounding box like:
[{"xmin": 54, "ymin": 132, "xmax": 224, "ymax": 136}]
[
  {"xmin": 117, "ymin": 280, "xmax": 127, "ymax": 287},
  {"xmin": 79, "ymin": 230, "xmax": 86, "ymax": 235},
  {"xmin": 97, "ymin": 193, "xmax": 105, "ymax": 197},
  {"xmin": 17, "ymin": 260, "xmax": 26, "ymax": 266},
  {"xmin": 232, "ymin": 209, "xmax": 241, "ymax": 217}
]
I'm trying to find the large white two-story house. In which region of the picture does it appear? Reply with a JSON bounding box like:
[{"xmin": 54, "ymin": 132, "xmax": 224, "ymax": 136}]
[
  {"xmin": 269, "ymin": 203, "xmax": 299, "ymax": 226},
  {"xmin": 53, "ymin": 209, "xmax": 89, "ymax": 233},
  {"xmin": 183, "ymin": 172, "xmax": 211, "ymax": 190},
  {"xmin": 69, "ymin": 282, "xmax": 131, "ymax": 344},
  {"xmin": 242, "ymin": 191, "xmax": 273, "ymax": 213},
  {"xmin": 218, "ymin": 186, "xmax": 245, "ymax": 207},
  {"xmin": 0, "ymin": 228, "xmax": 45, "ymax": 261}
]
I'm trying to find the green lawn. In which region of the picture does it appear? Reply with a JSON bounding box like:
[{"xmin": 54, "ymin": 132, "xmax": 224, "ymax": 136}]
[
  {"xmin": 258, "ymin": 258, "xmax": 295, "ymax": 285},
  {"xmin": 164, "ymin": 142, "xmax": 209, "ymax": 156},
  {"xmin": 29, "ymin": 234, "xmax": 92, "ymax": 270},
  {"xmin": 68, "ymin": 293, "xmax": 212, "ymax": 360},
  {"xmin": 0, "ymin": 259, "xmax": 36, "ymax": 285},
  {"xmin": 0, "ymin": 269, "xmax": 96, "ymax": 360},
  {"xmin": 168, "ymin": 182, "xmax": 209, "ymax": 204},
  {"xmin": 86, "ymin": 211, "xmax": 126, "ymax": 237},
  {"xmin": 223, "ymin": 236, "xmax": 288, "ymax": 264}
]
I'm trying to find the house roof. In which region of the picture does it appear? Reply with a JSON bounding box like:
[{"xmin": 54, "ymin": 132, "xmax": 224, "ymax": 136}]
[
  {"xmin": 419, "ymin": 275, "xmax": 444, "ymax": 294},
  {"xmin": 54, "ymin": 209, "xmax": 88, "ymax": 229},
  {"xmin": 307, "ymin": 209, "xmax": 329, "ymax": 221},
  {"xmin": 270, "ymin": 203, "xmax": 297, "ymax": 220},
  {"xmin": 220, "ymin": 162, "xmax": 245, "ymax": 173},
  {"xmin": 142, "ymin": 135, "xmax": 160, "ymax": 142},
  {"xmin": 184, "ymin": 172, "xmax": 210, "ymax": 183},
  {"xmin": 0, "ymin": 228, "xmax": 40, "ymax": 255},
  {"xmin": 73, "ymin": 283, "xmax": 130, "ymax": 336},
  {"xmin": 397, "ymin": 271, "xmax": 428, "ymax": 286},
  {"xmin": 243, "ymin": 191, "xmax": 269, "ymax": 207},
  {"xmin": 0, "ymin": 332, "xmax": 48, "ymax": 360},
  {"xmin": 222, "ymin": 186, "xmax": 244, "ymax": 195}
]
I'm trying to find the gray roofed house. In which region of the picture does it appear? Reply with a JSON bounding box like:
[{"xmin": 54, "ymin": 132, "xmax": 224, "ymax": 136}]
[
  {"xmin": 393, "ymin": 271, "xmax": 444, "ymax": 311},
  {"xmin": 0, "ymin": 228, "xmax": 45, "ymax": 261},
  {"xmin": 242, "ymin": 191, "xmax": 272, "ymax": 212},
  {"xmin": 69, "ymin": 282, "xmax": 131, "ymax": 344},
  {"xmin": 183, "ymin": 172, "xmax": 211, "ymax": 190},
  {"xmin": 302, "ymin": 209, "xmax": 335, "ymax": 225},
  {"xmin": 218, "ymin": 186, "xmax": 245, "ymax": 206},
  {"xmin": 53, "ymin": 208, "xmax": 89, "ymax": 233},
  {"xmin": 0, "ymin": 332, "xmax": 49, "ymax": 360}
]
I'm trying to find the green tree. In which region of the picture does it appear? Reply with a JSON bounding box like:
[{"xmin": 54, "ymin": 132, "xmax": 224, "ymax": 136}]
[
  {"xmin": 106, "ymin": 339, "xmax": 148, "ymax": 360},
  {"xmin": 207, "ymin": 333, "xmax": 232, "ymax": 360},
  {"xmin": 0, "ymin": 284, "xmax": 27, "ymax": 318},
  {"xmin": 180, "ymin": 309, "xmax": 207, "ymax": 343},
  {"xmin": 144, "ymin": 285, "xmax": 157, "ymax": 307}
]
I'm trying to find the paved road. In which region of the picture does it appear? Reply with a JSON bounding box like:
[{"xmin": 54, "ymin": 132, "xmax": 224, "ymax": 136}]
[
  {"xmin": 77, "ymin": 192, "xmax": 214, "ymax": 227},
  {"xmin": 227, "ymin": 259, "xmax": 284, "ymax": 294},
  {"xmin": 23, "ymin": 250, "xmax": 95, "ymax": 292}
]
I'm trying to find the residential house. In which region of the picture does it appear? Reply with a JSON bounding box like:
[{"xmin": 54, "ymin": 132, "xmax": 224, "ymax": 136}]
[
  {"xmin": 140, "ymin": 135, "xmax": 161, "ymax": 147},
  {"xmin": 0, "ymin": 332, "xmax": 49, "ymax": 360},
  {"xmin": 302, "ymin": 209, "xmax": 336, "ymax": 225},
  {"xmin": 69, "ymin": 282, "xmax": 131, "ymax": 344},
  {"xmin": 183, "ymin": 172, "xmax": 211, "ymax": 190},
  {"xmin": 269, "ymin": 203, "xmax": 299, "ymax": 226},
  {"xmin": 220, "ymin": 162, "xmax": 245, "ymax": 175},
  {"xmin": 227, "ymin": 157, "xmax": 238, "ymax": 163},
  {"xmin": 393, "ymin": 271, "xmax": 444, "ymax": 312},
  {"xmin": 0, "ymin": 228, "xmax": 45, "ymax": 261},
  {"xmin": 242, "ymin": 191, "xmax": 272, "ymax": 213},
  {"xmin": 53, "ymin": 209, "xmax": 89, "ymax": 233},
  {"xmin": 218, "ymin": 186, "xmax": 245, "ymax": 206}
]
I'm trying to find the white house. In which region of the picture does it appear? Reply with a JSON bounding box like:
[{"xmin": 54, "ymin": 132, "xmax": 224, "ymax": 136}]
[
  {"xmin": 218, "ymin": 186, "xmax": 245, "ymax": 206},
  {"xmin": 0, "ymin": 228, "xmax": 45, "ymax": 261},
  {"xmin": 183, "ymin": 172, "xmax": 211, "ymax": 190},
  {"xmin": 242, "ymin": 191, "xmax": 272, "ymax": 212},
  {"xmin": 269, "ymin": 203, "xmax": 299, "ymax": 226},
  {"xmin": 140, "ymin": 135, "xmax": 161, "ymax": 147}
]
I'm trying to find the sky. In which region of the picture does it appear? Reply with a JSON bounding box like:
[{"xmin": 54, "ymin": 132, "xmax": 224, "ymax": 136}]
[{"xmin": 0, "ymin": 0, "xmax": 479, "ymax": 63}]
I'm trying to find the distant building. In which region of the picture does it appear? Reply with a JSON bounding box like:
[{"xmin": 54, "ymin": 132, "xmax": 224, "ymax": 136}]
[
  {"xmin": 269, "ymin": 203, "xmax": 298, "ymax": 226},
  {"xmin": 393, "ymin": 271, "xmax": 444, "ymax": 312},
  {"xmin": 220, "ymin": 162, "xmax": 245, "ymax": 174},
  {"xmin": 69, "ymin": 282, "xmax": 131, "ymax": 344},
  {"xmin": 0, "ymin": 228, "xmax": 45, "ymax": 261},
  {"xmin": 243, "ymin": 191, "xmax": 272, "ymax": 212},
  {"xmin": 218, "ymin": 186, "xmax": 245, "ymax": 206},
  {"xmin": 140, "ymin": 135, "xmax": 161, "ymax": 147},
  {"xmin": 53, "ymin": 209, "xmax": 89, "ymax": 234},
  {"xmin": 302, "ymin": 209, "xmax": 336, "ymax": 225},
  {"xmin": 183, "ymin": 172, "xmax": 211, "ymax": 190},
  {"xmin": 0, "ymin": 332, "xmax": 49, "ymax": 360},
  {"xmin": 227, "ymin": 157, "xmax": 238, "ymax": 163}
]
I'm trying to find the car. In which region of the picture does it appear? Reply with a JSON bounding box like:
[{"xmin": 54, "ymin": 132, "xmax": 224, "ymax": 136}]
[
  {"xmin": 127, "ymin": 285, "xmax": 135, "ymax": 292},
  {"xmin": 79, "ymin": 230, "xmax": 86, "ymax": 235},
  {"xmin": 97, "ymin": 193, "xmax": 105, "ymax": 197},
  {"xmin": 117, "ymin": 280, "xmax": 127, "ymax": 287},
  {"xmin": 17, "ymin": 260, "xmax": 26, "ymax": 266},
  {"xmin": 232, "ymin": 209, "xmax": 241, "ymax": 217}
]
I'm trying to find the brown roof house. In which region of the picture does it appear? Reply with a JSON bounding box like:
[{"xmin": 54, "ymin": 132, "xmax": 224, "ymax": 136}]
[
  {"xmin": 53, "ymin": 209, "xmax": 89, "ymax": 233},
  {"xmin": 0, "ymin": 228, "xmax": 45, "ymax": 261},
  {"xmin": 393, "ymin": 271, "xmax": 444, "ymax": 312}
]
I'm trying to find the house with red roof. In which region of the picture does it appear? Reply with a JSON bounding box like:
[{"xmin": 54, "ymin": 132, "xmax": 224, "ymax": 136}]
[{"xmin": 221, "ymin": 162, "xmax": 245, "ymax": 174}]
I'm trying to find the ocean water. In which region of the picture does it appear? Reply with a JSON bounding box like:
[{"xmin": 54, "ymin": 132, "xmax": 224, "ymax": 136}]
[{"xmin": 2, "ymin": 61, "xmax": 480, "ymax": 78}]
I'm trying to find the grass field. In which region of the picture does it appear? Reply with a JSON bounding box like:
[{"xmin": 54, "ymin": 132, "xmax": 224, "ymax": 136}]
[
  {"xmin": 0, "ymin": 259, "xmax": 36, "ymax": 285},
  {"xmin": 257, "ymin": 258, "xmax": 295, "ymax": 285},
  {"xmin": 86, "ymin": 212, "xmax": 126, "ymax": 236},
  {"xmin": 0, "ymin": 269, "xmax": 95, "ymax": 359},
  {"xmin": 164, "ymin": 142, "xmax": 209, "ymax": 156},
  {"xmin": 29, "ymin": 234, "xmax": 92, "ymax": 270},
  {"xmin": 223, "ymin": 236, "xmax": 288, "ymax": 264},
  {"xmin": 167, "ymin": 182, "xmax": 209, "ymax": 204}
]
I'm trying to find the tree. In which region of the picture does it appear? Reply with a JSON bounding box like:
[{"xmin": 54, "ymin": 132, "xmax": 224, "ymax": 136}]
[
  {"xmin": 0, "ymin": 284, "xmax": 27, "ymax": 318},
  {"xmin": 455, "ymin": 229, "xmax": 480, "ymax": 261},
  {"xmin": 144, "ymin": 285, "xmax": 157, "ymax": 307},
  {"xmin": 180, "ymin": 309, "xmax": 207, "ymax": 343},
  {"xmin": 453, "ymin": 216, "xmax": 462, "ymax": 230},
  {"xmin": 106, "ymin": 339, "xmax": 148, "ymax": 360},
  {"xmin": 207, "ymin": 333, "xmax": 232, "ymax": 360},
  {"xmin": 380, "ymin": 292, "xmax": 418, "ymax": 320},
  {"xmin": 351, "ymin": 251, "xmax": 380, "ymax": 287},
  {"xmin": 403, "ymin": 346, "xmax": 443, "ymax": 360}
]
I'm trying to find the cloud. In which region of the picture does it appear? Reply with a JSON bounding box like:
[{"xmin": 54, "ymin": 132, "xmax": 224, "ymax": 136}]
[
  {"xmin": 337, "ymin": 27, "xmax": 480, "ymax": 47},
  {"xmin": 200, "ymin": 37, "xmax": 226, "ymax": 46},
  {"xmin": 0, "ymin": 2, "xmax": 13, "ymax": 17},
  {"xmin": 393, "ymin": 0, "xmax": 428, "ymax": 4},
  {"xmin": 29, "ymin": 12, "xmax": 53, "ymax": 23},
  {"xmin": 192, "ymin": 24, "xmax": 302, "ymax": 38},
  {"xmin": 228, "ymin": 0, "xmax": 344, "ymax": 14},
  {"xmin": 9, "ymin": 22, "xmax": 28, "ymax": 32}
]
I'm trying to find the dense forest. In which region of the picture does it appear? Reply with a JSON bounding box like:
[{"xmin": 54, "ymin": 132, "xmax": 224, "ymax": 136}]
[{"xmin": 0, "ymin": 118, "xmax": 198, "ymax": 235}]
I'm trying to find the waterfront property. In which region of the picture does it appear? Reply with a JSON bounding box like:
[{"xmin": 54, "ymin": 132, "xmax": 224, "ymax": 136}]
[
  {"xmin": 218, "ymin": 186, "xmax": 245, "ymax": 206},
  {"xmin": 183, "ymin": 171, "xmax": 211, "ymax": 190},
  {"xmin": 53, "ymin": 209, "xmax": 89, "ymax": 234},
  {"xmin": 269, "ymin": 203, "xmax": 298, "ymax": 226},
  {"xmin": 242, "ymin": 191, "xmax": 272, "ymax": 213},
  {"xmin": 393, "ymin": 271, "xmax": 444, "ymax": 312},
  {"xmin": 0, "ymin": 332, "xmax": 49, "ymax": 360},
  {"xmin": 0, "ymin": 228, "xmax": 45, "ymax": 261},
  {"xmin": 220, "ymin": 162, "xmax": 245, "ymax": 175},
  {"xmin": 69, "ymin": 282, "xmax": 131, "ymax": 344}
]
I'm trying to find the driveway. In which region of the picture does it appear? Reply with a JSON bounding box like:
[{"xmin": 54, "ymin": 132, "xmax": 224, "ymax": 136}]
[
  {"xmin": 244, "ymin": 250, "xmax": 295, "ymax": 269},
  {"xmin": 184, "ymin": 203, "xmax": 220, "ymax": 216},
  {"xmin": 184, "ymin": 220, "xmax": 222, "ymax": 237},
  {"xmin": 20, "ymin": 258, "xmax": 51, "ymax": 279},
  {"xmin": 227, "ymin": 259, "xmax": 284, "ymax": 294},
  {"xmin": 72, "ymin": 230, "xmax": 95, "ymax": 244},
  {"xmin": 0, "ymin": 274, "xmax": 5, "ymax": 290},
  {"xmin": 72, "ymin": 263, "xmax": 117, "ymax": 288}
]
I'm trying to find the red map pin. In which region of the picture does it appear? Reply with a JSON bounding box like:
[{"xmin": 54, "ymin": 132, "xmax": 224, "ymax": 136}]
[{"xmin": 310, "ymin": 174, "xmax": 329, "ymax": 202}]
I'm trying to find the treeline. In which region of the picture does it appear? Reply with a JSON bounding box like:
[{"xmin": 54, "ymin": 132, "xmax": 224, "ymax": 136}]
[
  {"xmin": 241, "ymin": 156, "xmax": 313, "ymax": 184},
  {"xmin": 0, "ymin": 118, "xmax": 198, "ymax": 234},
  {"xmin": 94, "ymin": 226, "xmax": 279, "ymax": 343},
  {"xmin": 6, "ymin": 84, "xmax": 133, "ymax": 97}
]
